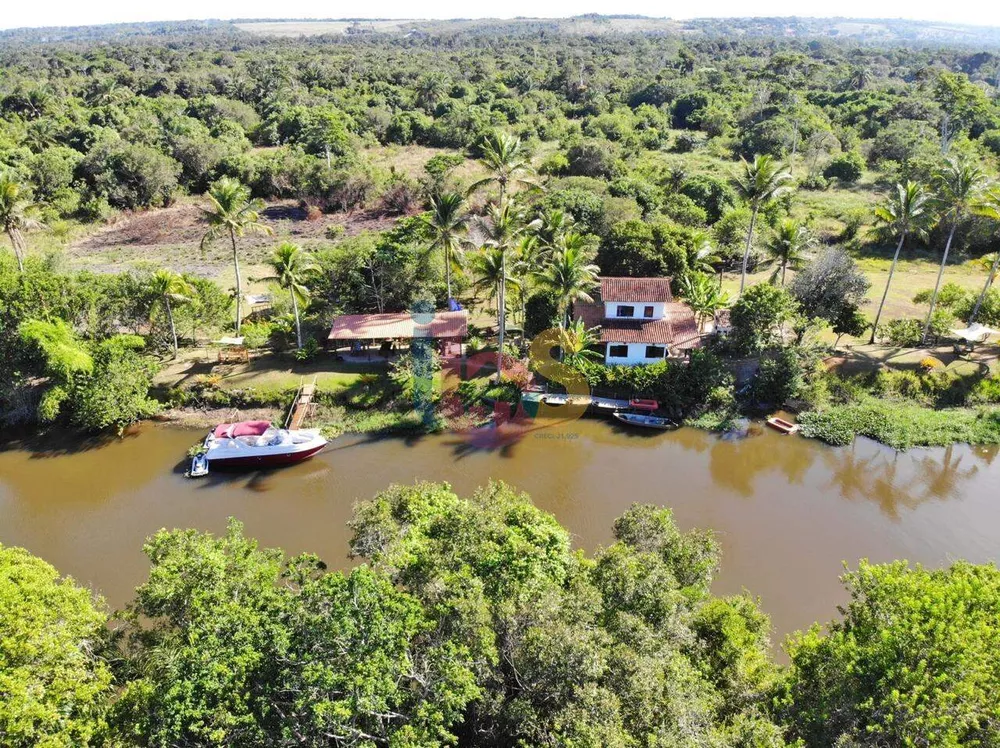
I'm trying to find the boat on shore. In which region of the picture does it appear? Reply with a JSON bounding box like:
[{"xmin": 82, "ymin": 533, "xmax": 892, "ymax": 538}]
[
  {"xmin": 189, "ymin": 421, "xmax": 327, "ymax": 475},
  {"xmin": 612, "ymin": 411, "xmax": 679, "ymax": 430},
  {"xmin": 766, "ymin": 417, "xmax": 801, "ymax": 435}
]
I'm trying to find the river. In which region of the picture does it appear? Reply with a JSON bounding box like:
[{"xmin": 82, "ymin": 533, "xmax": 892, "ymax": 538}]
[{"xmin": 1, "ymin": 418, "xmax": 999, "ymax": 647}]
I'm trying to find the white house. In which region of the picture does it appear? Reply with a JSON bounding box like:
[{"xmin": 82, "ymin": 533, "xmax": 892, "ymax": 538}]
[{"xmin": 574, "ymin": 277, "xmax": 701, "ymax": 365}]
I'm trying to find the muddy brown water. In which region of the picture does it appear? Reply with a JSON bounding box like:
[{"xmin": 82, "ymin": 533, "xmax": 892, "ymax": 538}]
[{"xmin": 1, "ymin": 418, "xmax": 999, "ymax": 649}]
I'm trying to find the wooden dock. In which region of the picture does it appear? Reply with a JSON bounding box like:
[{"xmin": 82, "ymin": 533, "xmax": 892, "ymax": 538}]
[{"xmin": 285, "ymin": 379, "xmax": 317, "ymax": 430}]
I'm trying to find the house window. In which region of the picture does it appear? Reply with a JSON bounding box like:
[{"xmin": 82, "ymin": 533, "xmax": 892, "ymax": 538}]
[
  {"xmin": 643, "ymin": 306, "xmax": 654, "ymax": 318},
  {"xmin": 616, "ymin": 305, "xmax": 634, "ymax": 318},
  {"xmin": 644, "ymin": 345, "xmax": 666, "ymax": 359},
  {"xmin": 608, "ymin": 344, "xmax": 629, "ymax": 358}
]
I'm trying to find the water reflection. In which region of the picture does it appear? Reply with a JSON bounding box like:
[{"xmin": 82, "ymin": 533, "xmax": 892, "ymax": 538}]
[{"xmin": 0, "ymin": 418, "xmax": 998, "ymax": 645}]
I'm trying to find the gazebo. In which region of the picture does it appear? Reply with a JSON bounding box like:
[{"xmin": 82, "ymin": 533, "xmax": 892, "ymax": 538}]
[{"xmin": 328, "ymin": 310, "xmax": 468, "ymax": 359}]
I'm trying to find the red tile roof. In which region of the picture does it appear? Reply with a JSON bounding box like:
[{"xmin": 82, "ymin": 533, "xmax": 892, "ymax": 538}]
[
  {"xmin": 329, "ymin": 311, "xmax": 468, "ymax": 340},
  {"xmin": 573, "ymin": 301, "xmax": 701, "ymax": 350},
  {"xmin": 600, "ymin": 277, "xmax": 674, "ymax": 303}
]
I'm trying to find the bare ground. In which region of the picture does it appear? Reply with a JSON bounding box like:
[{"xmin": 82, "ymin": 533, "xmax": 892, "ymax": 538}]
[{"xmin": 66, "ymin": 199, "xmax": 401, "ymax": 279}]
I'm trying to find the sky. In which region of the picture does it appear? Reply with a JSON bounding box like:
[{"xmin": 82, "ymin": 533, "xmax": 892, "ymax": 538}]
[{"xmin": 1, "ymin": 0, "xmax": 997, "ymax": 31}]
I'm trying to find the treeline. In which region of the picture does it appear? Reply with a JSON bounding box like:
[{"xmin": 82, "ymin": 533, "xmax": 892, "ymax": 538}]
[
  {"xmin": 3, "ymin": 29, "xmax": 1000, "ymax": 242},
  {"xmin": 3, "ymin": 481, "xmax": 999, "ymax": 747}
]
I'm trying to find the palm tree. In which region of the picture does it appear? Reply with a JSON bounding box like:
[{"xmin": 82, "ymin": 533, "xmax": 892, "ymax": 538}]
[
  {"xmin": 422, "ymin": 191, "xmax": 469, "ymax": 300},
  {"xmin": 921, "ymin": 158, "xmax": 986, "ymax": 344},
  {"xmin": 469, "ymin": 131, "xmax": 540, "ymax": 208},
  {"xmin": 869, "ymin": 181, "xmax": 933, "ymax": 343},
  {"xmin": 970, "ymin": 186, "xmax": 1000, "ymax": 324},
  {"xmin": 263, "ymin": 242, "xmax": 317, "ymax": 349},
  {"xmin": 533, "ymin": 208, "xmax": 575, "ymax": 250},
  {"xmin": 732, "ymin": 155, "xmax": 793, "ymax": 295},
  {"xmin": 477, "ymin": 202, "xmax": 526, "ymax": 378},
  {"xmin": 559, "ymin": 319, "xmax": 602, "ymax": 368},
  {"xmin": 148, "ymin": 270, "xmax": 192, "ymax": 359},
  {"xmin": 762, "ymin": 219, "xmax": 815, "ymax": 286},
  {"xmin": 534, "ymin": 236, "xmax": 600, "ymax": 329},
  {"xmin": 200, "ymin": 177, "xmax": 272, "ymax": 335},
  {"xmin": 679, "ymin": 272, "xmax": 731, "ymax": 333},
  {"xmin": 0, "ymin": 174, "xmax": 43, "ymax": 272},
  {"xmin": 511, "ymin": 234, "xmax": 541, "ymax": 325}
]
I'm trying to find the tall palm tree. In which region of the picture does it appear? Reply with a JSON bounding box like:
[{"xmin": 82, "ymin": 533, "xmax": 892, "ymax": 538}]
[
  {"xmin": 263, "ymin": 242, "xmax": 317, "ymax": 349},
  {"xmin": 0, "ymin": 174, "xmax": 43, "ymax": 272},
  {"xmin": 921, "ymin": 158, "xmax": 986, "ymax": 344},
  {"xmin": 534, "ymin": 236, "xmax": 600, "ymax": 329},
  {"xmin": 422, "ymin": 191, "xmax": 469, "ymax": 300},
  {"xmin": 970, "ymin": 186, "xmax": 1000, "ymax": 324},
  {"xmin": 762, "ymin": 219, "xmax": 815, "ymax": 286},
  {"xmin": 469, "ymin": 131, "xmax": 540, "ymax": 208},
  {"xmin": 732, "ymin": 154, "xmax": 793, "ymax": 295},
  {"xmin": 477, "ymin": 201, "xmax": 526, "ymax": 379},
  {"xmin": 200, "ymin": 177, "xmax": 272, "ymax": 335},
  {"xmin": 511, "ymin": 233, "xmax": 541, "ymax": 326},
  {"xmin": 680, "ymin": 272, "xmax": 731, "ymax": 333},
  {"xmin": 148, "ymin": 270, "xmax": 192, "ymax": 359},
  {"xmin": 869, "ymin": 181, "xmax": 932, "ymax": 343}
]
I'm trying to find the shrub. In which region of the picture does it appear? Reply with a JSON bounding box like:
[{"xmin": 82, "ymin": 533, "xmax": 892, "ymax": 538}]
[
  {"xmin": 240, "ymin": 321, "xmax": 275, "ymax": 350},
  {"xmin": 749, "ymin": 349, "xmax": 803, "ymax": 406},
  {"xmin": 565, "ymin": 140, "xmax": 620, "ymax": 179},
  {"xmin": 539, "ymin": 152, "xmax": 569, "ymax": 176},
  {"xmin": 822, "ymin": 151, "xmax": 865, "ymax": 183},
  {"xmin": 877, "ymin": 318, "xmax": 922, "ymax": 347}
]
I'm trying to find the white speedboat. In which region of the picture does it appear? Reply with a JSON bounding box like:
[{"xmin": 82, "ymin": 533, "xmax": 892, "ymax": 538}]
[{"xmin": 198, "ymin": 420, "xmax": 327, "ymax": 471}]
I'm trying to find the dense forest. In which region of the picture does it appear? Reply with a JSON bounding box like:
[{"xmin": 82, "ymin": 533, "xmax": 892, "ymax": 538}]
[{"xmin": 4, "ymin": 21, "xmax": 1000, "ymax": 745}]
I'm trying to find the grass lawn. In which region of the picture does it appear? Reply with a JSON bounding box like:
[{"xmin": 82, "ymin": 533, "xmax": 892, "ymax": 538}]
[{"xmin": 154, "ymin": 349, "xmax": 385, "ymax": 393}]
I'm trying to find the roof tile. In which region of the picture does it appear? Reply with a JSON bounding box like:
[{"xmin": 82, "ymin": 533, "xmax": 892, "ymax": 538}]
[{"xmin": 329, "ymin": 311, "xmax": 468, "ymax": 340}]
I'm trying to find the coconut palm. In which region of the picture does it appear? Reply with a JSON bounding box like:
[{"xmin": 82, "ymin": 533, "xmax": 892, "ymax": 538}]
[
  {"xmin": 559, "ymin": 319, "xmax": 602, "ymax": 367},
  {"xmin": 0, "ymin": 174, "xmax": 43, "ymax": 272},
  {"xmin": 533, "ymin": 208, "xmax": 575, "ymax": 250},
  {"xmin": 762, "ymin": 219, "xmax": 815, "ymax": 286},
  {"xmin": 732, "ymin": 154, "xmax": 793, "ymax": 295},
  {"xmin": 869, "ymin": 181, "xmax": 933, "ymax": 343},
  {"xmin": 148, "ymin": 270, "xmax": 192, "ymax": 359},
  {"xmin": 477, "ymin": 202, "xmax": 526, "ymax": 378},
  {"xmin": 469, "ymin": 131, "xmax": 540, "ymax": 208},
  {"xmin": 263, "ymin": 242, "xmax": 317, "ymax": 349},
  {"xmin": 422, "ymin": 191, "xmax": 469, "ymax": 300},
  {"xmin": 680, "ymin": 272, "xmax": 731, "ymax": 333},
  {"xmin": 511, "ymin": 234, "xmax": 541, "ymax": 325},
  {"xmin": 200, "ymin": 177, "xmax": 272, "ymax": 334},
  {"xmin": 534, "ymin": 236, "xmax": 600, "ymax": 329},
  {"xmin": 970, "ymin": 187, "xmax": 1000, "ymax": 324},
  {"xmin": 921, "ymin": 158, "xmax": 987, "ymax": 344}
]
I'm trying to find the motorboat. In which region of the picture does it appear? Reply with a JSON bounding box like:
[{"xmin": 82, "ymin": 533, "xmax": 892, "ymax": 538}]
[
  {"xmin": 195, "ymin": 420, "xmax": 327, "ymax": 472},
  {"xmin": 613, "ymin": 411, "xmax": 678, "ymax": 430}
]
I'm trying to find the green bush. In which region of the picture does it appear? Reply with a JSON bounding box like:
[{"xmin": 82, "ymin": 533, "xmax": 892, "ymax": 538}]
[
  {"xmin": 822, "ymin": 151, "xmax": 865, "ymax": 183},
  {"xmin": 876, "ymin": 317, "xmax": 922, "ymax": 346},
  {"xmin": 799, "ymin": 398, "xmax": 1000, "ymax": 448}
]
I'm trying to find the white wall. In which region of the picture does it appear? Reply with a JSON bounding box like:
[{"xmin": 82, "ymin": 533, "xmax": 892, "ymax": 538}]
[
  {"xmin": 604, "ymin": 342, "xmax": 668, "ymax": 366},
  {"xmin": 603, "ymin": 301, "xmax": 666, "ymax": 320}
]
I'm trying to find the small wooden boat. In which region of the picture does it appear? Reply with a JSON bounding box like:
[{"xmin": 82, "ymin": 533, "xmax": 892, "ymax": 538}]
[
  {"xmin": 629, "ymin": 398, "xmax": 659, "ymax": 412},
  {"xmin": 766, "ymin": 417, "xmax": 801, "ymax": 435},
  {"xmin": 613, "ymin": 411, "xmax": 678, "ymax": 430}
]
